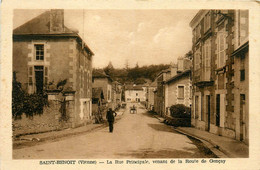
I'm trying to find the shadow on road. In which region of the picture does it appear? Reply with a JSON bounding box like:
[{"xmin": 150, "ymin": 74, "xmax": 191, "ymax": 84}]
[
  {"xmin": 141, "ymin": 110, "xmax": 158, "ymax": 118},
  {"xmin": 148, "ymin": 123, "xmax": 179, "ymax": 134},
  {"xmin": 115, "ymin": 147, "xmax": 213, "ymax": 158}
]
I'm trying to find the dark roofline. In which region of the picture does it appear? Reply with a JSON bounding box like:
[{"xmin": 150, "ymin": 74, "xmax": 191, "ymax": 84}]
[
  {"xmin": 13, "ymin": 33, "xmax": 94, "ymax": 56},
  {"xmin": 93, "ymin": 71, "xmax": 113, "ymax": 82},
  {"xmin": 165, "ymin": 70, "xmax": 191, "ymax": 84},
  {"xmin": 156, "ymin": 68, "xmax": 170, "ymax": 78},
  {"xmin": 13, "ymin": 10, "xmax": 94, "ymax": 56}
]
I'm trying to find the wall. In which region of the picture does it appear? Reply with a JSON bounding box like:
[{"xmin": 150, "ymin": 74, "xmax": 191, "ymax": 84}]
[
  {"xmin": 166, "ymin": 76, "xmax": 191, "ymax": 108},
  {"xmin": 147, "ymin": 87, "xmax": 155, "ymax": 110},
  {"xmin": 13, "ymin": 36, "xmax": 93, "ymax": 130},
  {"xmin": 234, "ymin": 51, "xmax": 249, "ymax": 144},
  {"xmin": 13, "ymin": 40, "xmax": 31, "ymax": 92},
  {"xmin": 73, "ymin": 40, "xmax": 93, "ymax": 127},
  {"xmin": 93, "ymin": 78, "xmax": 109, "ymax": 101},
  {"xmin": 125, "ymin": 90, "xmax": 146, "ymax": 102},
  {"xmin": 13, "ymin": 97, "xmax": 74, "ymax": 136}
]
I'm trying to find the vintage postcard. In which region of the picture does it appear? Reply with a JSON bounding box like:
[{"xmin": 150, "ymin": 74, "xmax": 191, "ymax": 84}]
[{"xmin": 1, "ymin": 0, "xmax": 260, "ymax": 170}]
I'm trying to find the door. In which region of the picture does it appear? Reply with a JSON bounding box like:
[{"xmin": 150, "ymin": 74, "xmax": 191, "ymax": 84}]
[
  {"xmin": 195, "ymin": 96, "xmax": 199, "ymax": 119},
  {"xmin": 206, "ymin": 95, "xmax": 211, "ymax": 131},
  {"xmin": 35, "ymin": 66, "xmax": 44, "ymax": 94},
  {"xmin": 240, "ymin": 94, "xmax": 246, "ymax": 141},
  {"xmin": 216, "ymin": 94, "xmax": 220, "ymax": 126}
]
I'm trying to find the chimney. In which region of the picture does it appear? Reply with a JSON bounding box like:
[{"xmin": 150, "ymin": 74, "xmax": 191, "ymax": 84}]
[
  {"xmin": 177, "ymin": 57, "xmax": 184, "ymax": 72},
  {"xmin": 182, "ymin": 58, "xmax": 192, "ymax": 70},
  {"xmin": 50, "ymin": 9, "xmax": 65, "ymax": 33},
  {"xmin": 170, "ymin": 63, "xmax": 178, "ymax": 77}
]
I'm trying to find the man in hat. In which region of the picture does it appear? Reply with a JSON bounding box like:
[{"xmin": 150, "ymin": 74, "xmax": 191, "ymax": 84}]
[{"xmin": 106, "ymin": 108, "xmax": 117, "ymax": 133}]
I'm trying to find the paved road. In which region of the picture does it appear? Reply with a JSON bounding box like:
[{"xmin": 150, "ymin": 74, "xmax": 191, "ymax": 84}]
[{"xmin": 13, "ymin": 103, "xmax": 215, "ymax": 159}]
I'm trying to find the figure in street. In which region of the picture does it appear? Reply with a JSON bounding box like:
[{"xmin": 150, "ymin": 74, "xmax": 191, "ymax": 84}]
[{"xmin": 106, "ymin": 108, "xmax": 117, "ymax": 133}]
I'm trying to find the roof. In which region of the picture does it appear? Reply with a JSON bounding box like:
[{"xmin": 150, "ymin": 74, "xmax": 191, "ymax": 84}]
[
  {"xmin": 149, "ymin": 80, "xmax": 157, "ymax": 87},
  {"xmin": 125, "ymin": 85, "xmax": 144, "ymax": 91},
  {"xmin": 92, "ymin": 87, "xmax": 104, "ymax": 99},
  {"xmin": 13, "ymin": 10, "xmax": 94, "ymax": 55},
  {"xmin": 13, "ymin": 11, "xmax": 75, "ymax": 35},
  {"xmin": 93, "ymin": 70, "xmax": 109, "ymax": 78},
  {"xmin": 165, "ymin": 70, "xmax": 191, "ymax": 84},
  {"xmin": 156, "ymin": 68, "xmax": 171, "ymax": 78},
  {"xmin": 189, "ymin": 10, "xmax": 208, "ymax": 28},
  {"xmin": 92, "ymin": 70, "xmax": 113, "ymax": 82}
]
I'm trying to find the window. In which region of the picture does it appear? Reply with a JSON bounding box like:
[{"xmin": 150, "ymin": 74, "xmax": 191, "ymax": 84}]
[
  {"xmin": 204, "ymin": 12, "xmax": 211, "ymax": 32},
  {"xmin": 178, "ymin": 86, "xmax": 184, "ymax": 99},
  {"xmin": 203, "ymin": 39, "xmax": 211, "ymax": 80},
  {"xmin": 194, "ymin": 25, "xmax": 201, "ymax": 42},
  {"xmin": 240, "ymin": 55, "xmax": 245, "ymax": 81},
  {"xmin": 240, "ymin": 70, "xmax": 245, "ymax": 81},
  {"xmin": 217, "ymin": 30, "xmax": 226, "ymax": 68},
  {"xmin": 238, "ymin": 10, "xmax": 249, "ymax": 46},
  {"xmin": 35, "ymin": 44, "xmax": 44, "ymax": 60},
  {"xmin": 194, "ymin": 49, "xmax": 201, "ymax": 70},
  {"xmin": 136, "ymin": 93, "xmax": 138, "ymax": 96}
]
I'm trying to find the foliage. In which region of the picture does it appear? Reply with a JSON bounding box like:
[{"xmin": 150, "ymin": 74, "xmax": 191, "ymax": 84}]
[
  {"xmin": 94, "ymin": 63, "xmax": 170, "ymax": 84},
  {"xmin": 12, "ymin": 72, "xmax": 48, "ymax": 119},
  {"xmin": 169, "ymin": 104, "xmax": 191, "ymax": 118},
  {"xmin": 56, "ymin": 79, "xmax": 67, "ymax": 90}
]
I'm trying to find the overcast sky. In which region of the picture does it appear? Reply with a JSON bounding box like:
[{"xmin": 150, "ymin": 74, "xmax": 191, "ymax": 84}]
[{"xmin": 14, "ymin": 9, "xmax": 198, "ymax": 68}]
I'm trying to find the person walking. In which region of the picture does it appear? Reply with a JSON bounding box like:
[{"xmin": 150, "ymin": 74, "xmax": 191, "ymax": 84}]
[{"xmin": 106, "ymin": 108, "xmax": 117, "ymax": 133}]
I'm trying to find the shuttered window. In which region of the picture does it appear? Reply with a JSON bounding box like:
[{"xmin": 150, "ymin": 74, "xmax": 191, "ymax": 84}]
[
  {"xmin": 178, "ymin": 86, "xmax": 184, "ymax": 99},
  {"xmin": 217, "ymin": 30, "xmax": 226, "ymax": 68}
]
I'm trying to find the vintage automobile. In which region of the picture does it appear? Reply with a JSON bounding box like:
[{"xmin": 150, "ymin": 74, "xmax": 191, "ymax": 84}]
[{"xmin": 130, "ymin": 105, "xmax": 137, "ymax": 114}]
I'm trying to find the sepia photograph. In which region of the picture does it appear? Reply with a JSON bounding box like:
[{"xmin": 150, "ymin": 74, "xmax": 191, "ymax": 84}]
[{"xmin": 11, "ymin": 8, "xmax": 250, "ymax": 160}]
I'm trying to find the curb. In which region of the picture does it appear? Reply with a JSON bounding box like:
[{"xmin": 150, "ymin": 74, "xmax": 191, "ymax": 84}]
[
  {"xmin": 13, "ymin": 123, "xmax": 107, "ymax": 149},
  {"xmin": 174, "ymin": 128, "xmax": 229, "ymax": 158},
  {"xmin": 13, "ymin": 108, "xmax": 127, "ymax": 149}
]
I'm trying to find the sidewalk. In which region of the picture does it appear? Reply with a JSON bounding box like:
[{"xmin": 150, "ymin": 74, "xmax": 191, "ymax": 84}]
[
  {"xmin": 175, "ymin": 127, "xmax": 249, "ymax": 158},
  {"xmin": 13, "ymin": 109, "xmax": 125, "ymax": 149},
  {"xmin": 153, "ymin": 114, "xmax": 248, "ymax": 158}
]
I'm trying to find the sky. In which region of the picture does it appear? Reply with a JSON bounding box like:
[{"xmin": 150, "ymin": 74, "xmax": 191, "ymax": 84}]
[{"xmin": 14, "ymin": 9, "xmax": 198, "ymax": 68}]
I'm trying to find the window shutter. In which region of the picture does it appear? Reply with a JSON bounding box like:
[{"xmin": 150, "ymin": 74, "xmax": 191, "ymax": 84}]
[
  {"xmin": 28, "ymin": 66, "xmax": 33, "ymax": 85},
  {"xmin": 44, "ymin": 67, "xmax": 48, "ymax": 85}
]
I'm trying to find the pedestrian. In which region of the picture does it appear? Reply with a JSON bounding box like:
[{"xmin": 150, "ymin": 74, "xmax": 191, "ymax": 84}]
[{"xmin": 106, "ymin": 108, "xmax": 117, "ymax": 133}]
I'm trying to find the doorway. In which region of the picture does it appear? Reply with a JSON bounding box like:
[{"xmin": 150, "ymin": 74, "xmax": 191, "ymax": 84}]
[
  {"xmin": 240, "ymin": 94, "xmax": 246, "ymax": 141},
  {"xmin": 34, "ymin": 66, "xmax": 44, "ymax": 94},
  {"xmin": 206, "ymin": 95, "xmax": 211, "ymax": 131},
  {"xmin": 216, "ymin": 94, "xmax": 220, "ymax": 126}
]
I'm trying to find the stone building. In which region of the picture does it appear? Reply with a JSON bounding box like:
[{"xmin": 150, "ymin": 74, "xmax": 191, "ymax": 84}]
[
  {"xmin": 164, "ymin": 70, "xmax": 192, "ymax": 116},
  {"xmin": 146, "ymin": 81, "xmax": 157, "ymax": 111},
  {"xmin": 154, "ymin": 57, "xmax": 191, "ymax": 117},
  {"xmin": 92, "ymin": 71, "xmax": 113, "ymax": 108},
  {"xmin": 154, "ymin": 69, "xmax": 171, "ymax": 116},
  {"xmin": 124, "ymin": 84, "xmax": 146, "ymax": 103},
  {"xmin": 190, "ymin": 10, "xmax": 249, "ymax": 144},
  {"xmin": 13, "ymin": 9, "xmax": 94, "ymax": 135}
]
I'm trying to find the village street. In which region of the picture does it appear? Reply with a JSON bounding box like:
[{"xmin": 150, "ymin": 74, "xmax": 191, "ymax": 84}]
[{"xmin": 13, "ymin": 103, "xmax": 216, "ymax": 159}]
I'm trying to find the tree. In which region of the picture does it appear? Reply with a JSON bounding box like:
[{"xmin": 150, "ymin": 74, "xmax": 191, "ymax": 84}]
[
  {"xmin": 104, "ymin": 61, "xmax": 114, "ymax": 77},
  {"xmin": 185, "ymin": 50, "xmax": 193, "ymax": 60}
]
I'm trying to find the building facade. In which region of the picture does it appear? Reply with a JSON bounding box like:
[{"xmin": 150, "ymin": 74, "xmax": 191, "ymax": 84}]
[
  {"xmin": 147, "ymin": 81, "xmax": 157, "ymax": 111},
  {"xmin": 124, "ymin": 85, "xmax": 146, "ymax": 102},
  {"xmin": 164, "ymin": 70, "xmax": 192, "ymax": 116},
  {"xmin": 92, "ymin": 71, "xmax": 113, "ymax": 108},
  {"xmin": 154, "ymin": 57, "xmax": 192, "ymax": 117},
  {"xmin": 190, "ymin": 10, "xmax": 249, "ymax": 144},
  {"xmin": 13, "ymin": 9, "xmax": 94, "ymax": 135}
]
